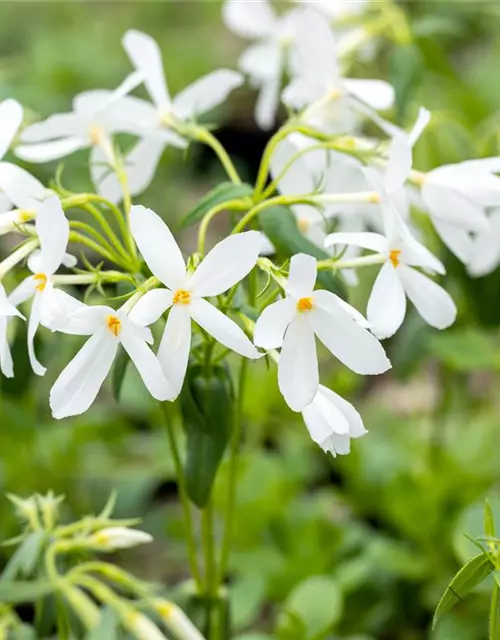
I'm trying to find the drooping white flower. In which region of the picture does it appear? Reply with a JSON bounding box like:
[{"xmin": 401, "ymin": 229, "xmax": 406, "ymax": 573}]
[
  {"xmin": 254, "ymin": 253, "xmax": 391, "ymax": 412},
  {"xmin": 223, "ymin": 0, "xmax": 300, "ymax": 130},
  {"xmin": 467, "ymin": 208, "xmax": 500, "ymax": 277},
  {"xmin": 90, "ymin": 527, "xmax": 153, "ymax": 550},
  {"xmin": 325, "ymin": 175, "xmax": 456, "ymax": 338},
  {"xmin": 97, "ymin": 29, "xmax": 243, "ymax": 200},
  {"xmin": 283, "ymin": 8, "xmax": 394, "ymax": 134},
  {"xmin": 302, "ymin": 384, "xmax": 367, "ymax": 456},
  {"xmin": 130, "ymin": 205, "xmax": 261, "ymax": 398},
  {"xmin": 49, "ymin": 300, "xmax": 174, "ymax": 419},
  {"xmin": 9, "ymin": 196, "xmax": 75, "ymax": 375},
  {"xmin": 0, "ymin": 284, "xmax": 24, "ymax": 378}
]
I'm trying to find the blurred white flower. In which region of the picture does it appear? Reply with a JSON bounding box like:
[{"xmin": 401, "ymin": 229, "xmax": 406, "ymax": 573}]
[
  {"xmin": 223, "ymin": 0, "xmax": 300, "ymax": 130},
  {"xmin": 254, "ymin": 253, "xmax": 390, "ymax": 412},
  {"xmin": 90, "ymin": 526, "xmax": 153, "ymax": 550},
  {"xmin": 49, "ymin": 300, "xmax": 174, "ymax": 419},
  {"xmin": 302, "ymin": 384, "xmax": 367, "ymax": 456},
  {"xmin": 130, "ymin": 205, "xmax": 261, "ymax": 398},
  {"xmin": 294, "ymin": 0, "xmax": 367, "ymax": 21},
  {"xmin": 467, "ymin": 208, "xmax": 500, "ymax": 277},
  {"xmin": 9, "ymin": 196, "xmax": 76, "ymax": 376},
  {"xmin": 283, "ymin": 9, "xmax": 394, "ymax": 134},
  {"xmin": 0, "ymin": 99, "xmax": 23, "ymax": 161},
  {"xmin": 0, "ymin": 283, "xmax": 24, "ymax": 378}
]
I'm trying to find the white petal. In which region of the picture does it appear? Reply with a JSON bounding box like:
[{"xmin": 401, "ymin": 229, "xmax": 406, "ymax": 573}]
[
  {"xmin": 399, "ymin": 229, "xmax": 445, "ymax": 274},
  {"xmin": 40, "ymin": 290, "xmax": 90, "ymax": 333},
  {"xmin": 345, "ymin": 79, "xmax": 395, "ymax": 111},
  {"xmin": 324, "ymin": 231, "xmax": 387, "ymax": 253},
  {"xmin": 189, "ymin": 231, "xmax": 261, "ymax": 297},
  {"xmin": 286, "ymin": 253, "xmax": 317, "ymax": 298},
  {"xmin": 50, "ymin": 330, "xmax": 118, "ymax": 419},
  {"xmin": 468, "ymin": 209, "xmax": 500, "ymax": 277},
  {"xmin": 0, "ymin": 162, "xmax": 47, "ymax": 210},
  {"xmin": 36, "ymin": 196, "xmax": 68, "ymax": 276},
  {"xmin": 120, "ymin": 319, "xmax": 174, "ymax": 401},
  {"xmin": 321, "ymin": 386, "xmax": 367, "ymax": 438},
  {"xmin": 254, "ymin": 297, "xmax": 296, "ymax": 349},
  {"xmin": 0, "ymin": 316, "xmax": 13, "ymax": 378},
  {"xmin": 399, "ymin": 266, "xmax": 456, "ymax": 330},
  {"xmin": 422, "ymin": 180, "xmax": 488, "ymax": 231},
  {"xmin": 366, "ymin": 261, "xmax": 406, "ymax": 339},
  {"xmin": 222, "ymin": 0, "xmax": 277, "ymax": 39},
  {"xmin": 20, "ymin": 113, "xmax": 83, "ymax": 143},
  {"xmin": 173, "ymin": 69, "xmax": 243, "ymax": 120},
  {"xmin": 122, "ymin": 30, "xmax": 170, "ymax": 109},
  {"xmin": 190, "ymin": 298, "xmax": 260, "ymax": 358},
  {"xmin": 240, "ymin": 43, "xmax": 281, "ymax": 81},
  {"xmin": 0, "ymin": 99, "xmax": 23, "ymax": 160},
  {"xmin": 313, "ymin": 289, "xmax": 370, "ymax": 328},
  {"xmin": 281, "ymin": 77, "xmax": 325, "ymax": 111},
  {"xmin": 62, "ymin": 253, "xmax": 77, "ymax": 269},
  {"xmin": 270, "ymin": 138, "xmax": 317, "ymax": 197},
  {"xmin": 27, "ymin": 293, "xmax": 46, "ymax": 376},
  {"xmin": 9, "ymin": 276, "xmax": 37, "ymax": 307},
  {"xmin": 15, "ymin": 137, "xmax": 87, "ymax": 163},
  {"xmin": 255, "ymin": 75, "xmax": 281, "ymax": 131},
  {"xmin": 128, "ymin": 289, "xmax": 173, "ymax": 326},
  {"xmin": 384, "ymin": 135, "xmax": 412, "ymax": 194},
  {"xmin": 157, "ymin": 304, "xmax": 191, "ymax": 399},
  {"xmin": 407, "ymin": 107, "xmax": 431, "ymax": 147},
  {"xmin": 291, "ymin": 8, "xmax": 339, "ymax": 85},
  {"xmin": 432, "ymin": 217, "xmax": 475, "ymax": 264},
  {"xmin": 278, "ymin": 315, "xmax": 318, "ymax": 412},
  {"xmin": 130, "ymin": 205, "xmax": 186, "ymax": 290},
  {"xmin": 310, "ymin": 303, "xmax": 391, "ymax": 375},
  {"xmin": 0, "ymin": 284, "xmax": 23, "ymax": 319}
]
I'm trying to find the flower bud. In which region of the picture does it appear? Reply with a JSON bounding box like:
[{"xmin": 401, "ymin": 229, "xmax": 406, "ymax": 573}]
[
  {"xmin": 89, "ymin": 527, "xmax": 153, "ymax": 551},
  {"xmin": 154, "ymin": 600, "xmax": 205, "ymax": 640},
  {"xmin": 125, "ymin": 611, "xmax": 168, "ymax": 640}
]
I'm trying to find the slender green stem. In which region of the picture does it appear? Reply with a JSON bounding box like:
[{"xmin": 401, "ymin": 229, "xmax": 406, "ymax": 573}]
[
  {"xmin": 218, "ymin": 359, "xmax": 247, "ymax": 587},
  {"xmin": 68, "ymin": 231, "xmax": 128, "ymax": 268},
  {"xmin": 0, "ymin": 238, "xmax": 39, "ymax": 279},
  {"xmin": 201, "ymin": 502, "xmax": 216, "ymax": 597},
  {"xmin": 62, "ymin": 194, "xmax": 129, "ymax": 241},
  {"xmin": 490, "ymin": 582, "xmax": 500, "ymax": 640},
  {"xmin": 193, "ymin": 127, "xmax": 241, "ymax": 185},
  {"xmin": 52, "ymin": 272, "xmax": 132, "ymax": 286},
  {"xmin": 80, "ymin": 202, "xmax": 130, "ymax": 261},
  {"xmin": 197, "ymin": 200, "xmax": 249, "ymax": 256},
  {"xmin": 158, "ymin": 403, "xmax": 203, "ymax": 591},
  {"xmin": 69, "ymin": 221, "xmax": 124, "ymax": 265},
  {"xmin": 317, "ymin": 253, "xmax": 386, "ymax": 271}
]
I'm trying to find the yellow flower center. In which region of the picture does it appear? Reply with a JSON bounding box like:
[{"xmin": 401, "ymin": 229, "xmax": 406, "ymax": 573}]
[
  {"xmin": 89, "ymin": 124, "xmax": 105, "ymax": 146},
  {"xmin": 18, "ymin": 209, "xmax": 35, "ymax": 223},
  {"xmin": 173, "ymin": 289, "xmax": 191, "ymax": 305},
  {"xmin": 158, "ymin": 109, "xmax": 174, "ymax": 127},
  {"xmin": 389, "ymin": 250, "xmax": 401, "ymax": 268},
  {"xmin": 33, "ymin": 273, "xmax": 48, "ymax": 292},
  {"xmin": 297, "ymin": 218, "xmax": 310, "ymax": 233},
  {"xmin": 297, "ymin": 297, "xmax": 314, "ymax": 313},
  {"xmin": 328, "ymin": 87, "xmax": 341, "ymax": 101},
  {"xmin": 106, "ymin": 315, "xmax": 122, "ymax": 337}
]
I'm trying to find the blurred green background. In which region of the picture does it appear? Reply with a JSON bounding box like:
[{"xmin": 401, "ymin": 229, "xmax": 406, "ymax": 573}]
[{"xmin": 2, "ymin": 2, "xmax": 500, "ymax": 639}]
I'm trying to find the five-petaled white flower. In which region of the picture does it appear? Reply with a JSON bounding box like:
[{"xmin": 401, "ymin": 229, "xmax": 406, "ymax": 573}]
[
  {"xmin": 302, "ymin": 384, "xmax": 367, "ymax": 457},
  {"xmin": 49, "ymin": 299, "xmax": 174, "ymax": 419},
  {"xmin": 254, "ymin": 253, "xmax": 391, "ymax": 412},
  {"xmin": 130, "ymin": 205, "xmax": 261, "ymax": 398},
  {"xmin": 9, "ymin": 196, "xmax": 75, "ymax": 376},
  {"xmin": 223, "ymin": 0, "xmax": 300, "ymax": 130},
  {"xmin": 0, "ymin": 283, "xmax": 24, "ymax": 378},
  {"xmin": 283, "ymin": 8, "xmax": 394, "ymax": 134}
]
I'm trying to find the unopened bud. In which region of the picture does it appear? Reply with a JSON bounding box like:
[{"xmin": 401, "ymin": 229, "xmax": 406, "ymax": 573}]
[
  {"xmin": 90, "ymin": 527, "xmax": 153, "ymax": 551},
  {"xmin": 125, "ymin": 611, "xmax": 168, "ymax": 640}
]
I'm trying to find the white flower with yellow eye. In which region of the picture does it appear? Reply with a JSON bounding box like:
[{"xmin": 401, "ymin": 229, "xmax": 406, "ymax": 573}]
[
  {"xmin": 49, "ymin": 299, "xmax": 174, "ymax": 420},
  {"xmin": 0, "ymin": 284, "xmax": 24, "ymax": 378},
  {"xmin": 9, "ymin": 196, "xmax": 76, "ymax": 376},
  {"xmin": 254, "ymin": 253, "xmax": 391, "ymax": 412},
  {"xmin": 302, "ymin": 384, "xmax": 367, "ymax": 457},
  {"xmin": 130, "ymin": 205, "xmax": 262, "ymax": 399}
]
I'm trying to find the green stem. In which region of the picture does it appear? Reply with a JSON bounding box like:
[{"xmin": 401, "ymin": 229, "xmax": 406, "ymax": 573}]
[
  {"xmin": 192, "ymin": 127, "xmax": 241, "ymax": 185},
  {"xmin": 62, "ymin": 194, "xmax": 129, "ymax": 242},
  {"xmin": 317, "ymin": 253, "xmax": 385, "ymax": 271},
  {"xmin": 490, "ymin": 582, "xmax": 500, "ymax": 640},
  {"xmin": 69, "ymin": 231, "xmax": 128, "ymax": 268},
  {"xmin": 197, "ymin": 200, "xmax": 249, "ymax": 256},
  {"xmin": 158, "ymin": 403, "xmax": 203, "ymax": 591},
  {"xmin": 0, "ymin": 238, "xmax": 39, "ymax": 279},
  {"xmin": 201, "ymin": 503, "xmax": 216, "ymax": 597},
  {"xmin": 80, "ymin": 202, "xmax": 130, "ymax": 261},
  {"xmin": 69, "ymin": 221, "xmax": 124, "ymax": 265}
]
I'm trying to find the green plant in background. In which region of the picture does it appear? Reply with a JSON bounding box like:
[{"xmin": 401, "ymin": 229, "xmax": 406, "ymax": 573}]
[{"xmin": 0, "ymin": 1, "xmax": 500, "ymax": 639}]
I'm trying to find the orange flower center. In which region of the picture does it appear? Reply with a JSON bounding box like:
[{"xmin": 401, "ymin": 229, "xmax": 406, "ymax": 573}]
[
  {"xmin": 33, "ymin": 273, "xmax": 48, "ymax": 292},
  {"xmin": 173, "ymin": 289, "xmax": 191, "ymax": 305},
  {"xmin": 389, "ymin": 249, "xmax": 401, "ymax": 268},
  {"xmin": 89, "ymin": 124, "xmax": 105, "ymax": 146},
  {"xmin": 106, "ymin": 315, "xmax": 122, "ymax": 337},
  {"xmin": 297, "ymin": 297, "xmax": 314, "ymax": 313},
  {"xmin": 297, "ymin": 218, "xmax": 310, "ymax": 233},
  {"xmin": 18, "ymin": 209, "xmax": 35, "ymax": 223}
]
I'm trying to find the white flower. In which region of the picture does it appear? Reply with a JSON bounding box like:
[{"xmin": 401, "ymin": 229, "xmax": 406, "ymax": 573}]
[
  {"xmin": 254, "ymin": 253, "xmax": 391, "ymax": 412},
  {"xmin": 294, "ymin": 0, "xmax": 367, "ymax": 21},
  {"xmin": 130, "ymin": 205, "xmax": 261, "ymax": 398},
  {"xmin": 0, "ymin": 99, "xmax": 23, "ymax": 161},
  {"xmin": 223, "ymin": 0, "xmax": 299, "ymax": 130},
  {"xmin": 325, "ymin": 188, "xmax": 456, "ymax": 338},
  {"xmin": 90, "ymin": 526, "xmax": 153, "ymax": 550},
  {"xmin": 467, "ymin": 208, "xmax": 500, "ymax": 277},
  {"xmin": 9, "ymin": 196, "xmax": 75, "ymax": 376},
  {"xmin": 97, "ymin": 29, "xmax": 243, "ymax": 201},
  {"xmin": 0, "ymin": 284, "xmax": 24, "ymax": 378},
  {"xmin": 282, "ymin": 9, "xmax": 394, "ymax": 134},
  {"xmin": 302, "ymin": 384, "xmax": 367, "ymax": 456},
  {"xmin": 49, "ymin": 300, "xmax": 174, "ymax": 419}
]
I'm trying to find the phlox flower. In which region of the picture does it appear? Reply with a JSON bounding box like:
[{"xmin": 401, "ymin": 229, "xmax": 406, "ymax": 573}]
[
  {"xmin": 302, "ymin": 384, "xmax": 367, "ymax": 457},
  {"xmin": 9, "ymin": 196, "xmax": 75, "ymax": 375},
  {"xmin": 130, "ymin": 205, "xmax": 261, "ymax": 399},
  {"xmin": 254, "ymin": 253, "xmax": 391, "ymax": 412},
  {"xmin": 223, "ymin": 0, "xmax": 300, "ymax": 130},
  {"xmin": 467, "ymin": 208, "xmax": 500, "ymax": 277},
  {"xmin": 0, "ymin": 99, "xmax": 24, "ymax": 213},
  {"xmin": 0, "ymin": 284, "xmax": 24, "ymax": 378},
  {"xmin": 282, "ymin": 8, "xmax": 394, "ymax": 134},
  {"xmin": 49, "ymin": 300, "xmax": 174, "ymax": 420}
]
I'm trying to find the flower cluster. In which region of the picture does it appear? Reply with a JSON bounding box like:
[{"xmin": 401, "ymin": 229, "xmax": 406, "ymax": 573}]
[{"xmin": 0, "ymin": 1, "xmax": 497, "ymax": 457}]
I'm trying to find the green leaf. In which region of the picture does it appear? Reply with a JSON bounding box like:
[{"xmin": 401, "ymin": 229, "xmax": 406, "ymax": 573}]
[
  {"xmin": 485, "ymin": 499, "xmax": 496, "ymax": 539},
  {"xmin": 85, "ymin": 608, "xmax": 119, "ymax": 640},
  {"xmin": 433, "ymin": 553, "xmax": 494, "ymax": 629},
  {"xmin": 181, "ymin": 182, "xmax": 253, "ymax": 228},
  {"xmin": 389, "ymin": 44, "xmax": 424, "ymax": 117},
  {"xmin": 180, "ymin": 364, "xmax": 234, "ymax": 507},
  {"xmin": 1, "ymin": 531, "xmax": 45, "ymax": 582},
  {"xmin": 259, "ymin": 206, "xmax": 347, "ymax": 299},
  {"xmin": 282, "ymin": 575, "xmax": 342, "ymax": 638},
  {"xmin": 0, "ymin": 579, "xmax": 53, "ymax": 603},
  {"xmin": 427, "ymin": 328, "xmax": 500, "ymax": 372},
  {"xmin": 111, "ymin": 348, "xmax": 130, "ymax": 401}
]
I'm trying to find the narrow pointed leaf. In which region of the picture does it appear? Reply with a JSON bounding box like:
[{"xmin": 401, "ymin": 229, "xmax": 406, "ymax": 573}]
[{"xmin": 181, "ymin": 182, "xmax": 253, "ymax": 228}]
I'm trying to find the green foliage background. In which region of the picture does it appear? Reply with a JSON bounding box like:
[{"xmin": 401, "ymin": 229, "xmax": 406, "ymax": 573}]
[{"xmin": 2, "ymin": 2, "xmax": 500, "ymax": 638}]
